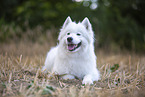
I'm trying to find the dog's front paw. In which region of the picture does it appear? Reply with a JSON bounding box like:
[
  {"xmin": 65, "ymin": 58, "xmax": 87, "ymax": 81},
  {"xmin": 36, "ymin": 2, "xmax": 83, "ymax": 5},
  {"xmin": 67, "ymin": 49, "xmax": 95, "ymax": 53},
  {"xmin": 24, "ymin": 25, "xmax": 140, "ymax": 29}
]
[
  {"xmin": 62, "ymin": 74, "xmax": 75, "ymax": 80},
  {"xmin": 82, "ymin": 78, "xmax": 93, "ymax": 85},
  {"xmin": 82, "ymin": 75, "xmax": 93, "ymax": 85}
]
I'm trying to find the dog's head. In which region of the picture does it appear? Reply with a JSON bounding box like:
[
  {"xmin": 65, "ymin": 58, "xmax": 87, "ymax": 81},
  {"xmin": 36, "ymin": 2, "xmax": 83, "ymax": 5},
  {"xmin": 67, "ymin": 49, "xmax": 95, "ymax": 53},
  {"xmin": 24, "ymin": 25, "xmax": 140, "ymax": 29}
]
[{"xmin": 58, "ymin": 16, "xmax": 94, "ymax": 52}]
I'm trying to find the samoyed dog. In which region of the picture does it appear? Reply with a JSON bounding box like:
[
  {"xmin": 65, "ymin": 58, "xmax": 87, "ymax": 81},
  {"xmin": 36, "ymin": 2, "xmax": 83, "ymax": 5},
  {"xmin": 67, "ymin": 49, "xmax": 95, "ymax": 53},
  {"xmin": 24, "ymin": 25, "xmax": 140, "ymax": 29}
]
[{"xmin": 42, "ymin": 16, "xmax": 100, "ymax": 85}]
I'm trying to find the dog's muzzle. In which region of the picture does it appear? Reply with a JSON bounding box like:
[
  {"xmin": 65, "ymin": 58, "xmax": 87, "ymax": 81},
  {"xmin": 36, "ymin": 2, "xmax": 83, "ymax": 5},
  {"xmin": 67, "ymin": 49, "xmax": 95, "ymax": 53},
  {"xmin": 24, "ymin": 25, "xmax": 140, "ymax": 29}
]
[
  {"xmin": 67, "ymin": 37, "xmax": 81, "ymax": 51},
  {"xmin": 67, "ymin": 42, "xmax": 81, "ymax": 51}
]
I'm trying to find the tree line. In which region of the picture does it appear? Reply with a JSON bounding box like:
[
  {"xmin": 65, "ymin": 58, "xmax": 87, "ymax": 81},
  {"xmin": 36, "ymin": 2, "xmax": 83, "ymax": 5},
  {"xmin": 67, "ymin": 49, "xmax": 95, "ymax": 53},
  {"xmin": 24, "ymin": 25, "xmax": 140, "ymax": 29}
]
[{"xmin": 0, "ymin": 0, "xmax": 145, "ymax": 52}]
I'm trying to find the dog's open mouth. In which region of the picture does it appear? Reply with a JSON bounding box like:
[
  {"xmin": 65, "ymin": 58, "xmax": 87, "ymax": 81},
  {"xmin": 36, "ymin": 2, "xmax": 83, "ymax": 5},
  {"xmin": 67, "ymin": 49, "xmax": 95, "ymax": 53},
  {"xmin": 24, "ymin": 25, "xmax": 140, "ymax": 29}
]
[{"xmin": 67, "ymin": 42, "xmax": 81, "ymax": 51}]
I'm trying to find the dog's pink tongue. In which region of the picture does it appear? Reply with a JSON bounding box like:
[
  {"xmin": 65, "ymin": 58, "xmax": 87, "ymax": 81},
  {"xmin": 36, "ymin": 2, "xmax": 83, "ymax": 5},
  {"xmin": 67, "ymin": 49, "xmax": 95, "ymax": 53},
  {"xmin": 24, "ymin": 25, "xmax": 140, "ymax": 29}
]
[{"xmin": 68, "ymin": 44, "xmax": 75, "ymax": 50}]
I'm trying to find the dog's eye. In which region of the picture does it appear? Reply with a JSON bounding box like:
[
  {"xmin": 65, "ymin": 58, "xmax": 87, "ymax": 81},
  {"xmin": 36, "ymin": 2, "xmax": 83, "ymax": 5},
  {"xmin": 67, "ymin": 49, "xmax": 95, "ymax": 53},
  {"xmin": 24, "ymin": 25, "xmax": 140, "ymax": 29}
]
[
  {"xmin": 77, "ymin": 33, "xmax": 81, "ymax": 36},
  {"xmin": 67, "ymin": 33, "xmax": 70, "ymax": 35}
]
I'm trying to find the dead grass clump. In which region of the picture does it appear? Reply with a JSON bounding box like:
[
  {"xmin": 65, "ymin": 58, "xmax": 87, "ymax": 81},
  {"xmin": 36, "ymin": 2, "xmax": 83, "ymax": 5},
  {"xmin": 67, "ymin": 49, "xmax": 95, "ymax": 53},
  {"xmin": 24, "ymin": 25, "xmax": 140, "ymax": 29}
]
[{"xmin": 0, "ymin": 42, "xmax": 145, "ymax": 97}]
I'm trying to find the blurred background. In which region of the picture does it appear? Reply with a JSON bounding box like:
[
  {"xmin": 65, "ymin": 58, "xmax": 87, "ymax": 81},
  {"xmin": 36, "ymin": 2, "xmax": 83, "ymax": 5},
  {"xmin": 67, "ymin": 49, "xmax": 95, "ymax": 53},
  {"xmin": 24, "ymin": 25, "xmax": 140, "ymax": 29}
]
[{"xmin": 0, "ymin": 0, "xmax": 145, "ymax": 52}]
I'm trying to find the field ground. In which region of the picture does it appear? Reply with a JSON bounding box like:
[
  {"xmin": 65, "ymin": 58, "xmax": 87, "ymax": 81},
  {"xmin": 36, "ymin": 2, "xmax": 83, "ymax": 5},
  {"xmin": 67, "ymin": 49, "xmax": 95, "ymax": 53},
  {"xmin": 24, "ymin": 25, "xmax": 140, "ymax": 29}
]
[{"xmin": 0, "ymin": 42, "xmax": 145, "ymax": 97}]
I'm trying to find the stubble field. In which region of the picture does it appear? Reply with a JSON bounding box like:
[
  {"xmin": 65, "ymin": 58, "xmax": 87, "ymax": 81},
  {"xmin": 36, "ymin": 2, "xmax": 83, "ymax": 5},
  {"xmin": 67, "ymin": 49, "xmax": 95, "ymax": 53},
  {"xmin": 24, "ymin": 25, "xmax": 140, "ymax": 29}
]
[{"xmin": 0, "ymin": 42, "xmax": 145, "ymax": 97}]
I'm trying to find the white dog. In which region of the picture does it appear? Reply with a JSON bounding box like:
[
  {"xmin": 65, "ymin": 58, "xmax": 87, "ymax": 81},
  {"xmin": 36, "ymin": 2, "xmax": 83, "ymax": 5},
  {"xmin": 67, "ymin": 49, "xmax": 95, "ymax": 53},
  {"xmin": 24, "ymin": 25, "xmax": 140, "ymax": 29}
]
[{"xmin": 42, "ymin": 16, "xmax": 100, "ymax": 85}]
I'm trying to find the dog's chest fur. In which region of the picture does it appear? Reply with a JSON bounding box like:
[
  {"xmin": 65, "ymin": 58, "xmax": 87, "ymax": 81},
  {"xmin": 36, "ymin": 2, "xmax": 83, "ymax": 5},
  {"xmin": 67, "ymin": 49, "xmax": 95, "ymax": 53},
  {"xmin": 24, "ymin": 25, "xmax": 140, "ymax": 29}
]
[{"xmin": 52, "ymin": 47, "xmax": 95, "ymax": 79}]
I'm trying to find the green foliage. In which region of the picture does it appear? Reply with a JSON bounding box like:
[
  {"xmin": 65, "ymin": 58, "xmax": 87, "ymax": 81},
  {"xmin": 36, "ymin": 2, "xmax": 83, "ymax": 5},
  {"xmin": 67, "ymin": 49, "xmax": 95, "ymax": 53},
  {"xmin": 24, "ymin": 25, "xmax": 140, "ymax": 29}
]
[
  {"xmin": 0, "ymin": 0, "xmax": 145, "ymax": 52},
  {"xmin": 110, "ymin": 64, "xmax": 119, "ymax": 72},
  {"xmin": 27, "ymin": 81, "xmax": 55, "ymax": 95},
  {"xmin": 96, "ymin": 0, "xmax": 145, "ymax": 51},
  {"xmin": 0, "ymin": 19, "xmax": 22, "ymax": 42},
  {"xmin": 41, "ymin": 85, "xmax": 55, "ymax": 95}
]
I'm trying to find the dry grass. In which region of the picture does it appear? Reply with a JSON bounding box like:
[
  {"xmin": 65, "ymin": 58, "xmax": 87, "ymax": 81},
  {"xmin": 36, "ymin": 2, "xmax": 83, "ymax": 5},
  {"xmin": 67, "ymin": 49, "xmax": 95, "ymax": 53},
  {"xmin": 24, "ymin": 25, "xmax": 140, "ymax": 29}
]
[{"xmin": 0, "ymin": 42, "xmax": 145, "ymax": 97}]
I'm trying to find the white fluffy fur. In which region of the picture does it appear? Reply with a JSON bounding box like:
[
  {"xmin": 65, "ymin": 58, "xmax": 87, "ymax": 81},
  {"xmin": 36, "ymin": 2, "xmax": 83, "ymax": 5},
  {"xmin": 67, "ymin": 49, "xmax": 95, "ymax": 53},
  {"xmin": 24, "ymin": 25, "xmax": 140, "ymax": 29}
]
[{"xmin": 42, "ymin": 16, "xmax": 100, "ymax": 85}]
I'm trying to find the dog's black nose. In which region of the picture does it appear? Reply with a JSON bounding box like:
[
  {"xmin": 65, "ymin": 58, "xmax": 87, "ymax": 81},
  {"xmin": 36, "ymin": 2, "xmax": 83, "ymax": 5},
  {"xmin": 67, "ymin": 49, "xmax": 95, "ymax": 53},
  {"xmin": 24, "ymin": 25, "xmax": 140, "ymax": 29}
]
[{"xmin": 67, "ymin": 37, "xmax": 73, "ymax": 42}]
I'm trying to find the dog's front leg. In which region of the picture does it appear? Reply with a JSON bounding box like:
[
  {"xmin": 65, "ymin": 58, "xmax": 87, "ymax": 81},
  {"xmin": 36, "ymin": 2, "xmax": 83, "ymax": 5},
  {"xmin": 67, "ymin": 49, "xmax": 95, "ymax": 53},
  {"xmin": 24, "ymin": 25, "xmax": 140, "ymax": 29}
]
[{"xmin": 82, "ymin": 74, "xmax": 93, "ymax": 85}]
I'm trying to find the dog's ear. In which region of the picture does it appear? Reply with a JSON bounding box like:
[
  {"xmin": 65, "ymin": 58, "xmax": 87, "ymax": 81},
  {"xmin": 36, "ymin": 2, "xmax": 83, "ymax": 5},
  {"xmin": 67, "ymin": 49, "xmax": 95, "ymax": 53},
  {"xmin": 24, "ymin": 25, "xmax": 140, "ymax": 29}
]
[
  {"xmin": 62, "ymin": 16, "xmax": 72, "ymax": 29},
  {"xmin": 82, "ymin": 17, "xmax": 92, "ymax": 31}
]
